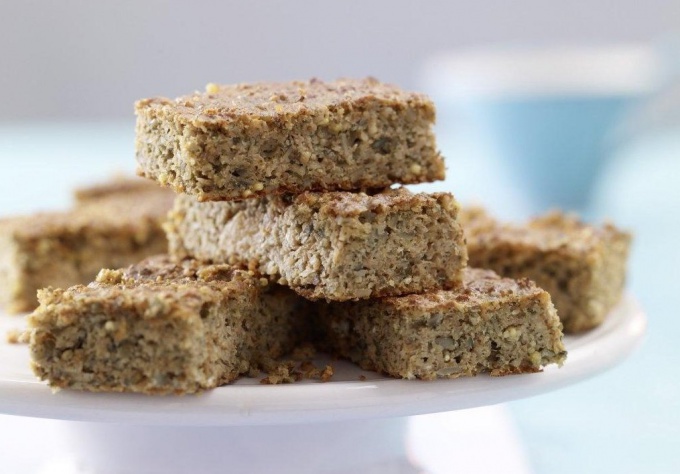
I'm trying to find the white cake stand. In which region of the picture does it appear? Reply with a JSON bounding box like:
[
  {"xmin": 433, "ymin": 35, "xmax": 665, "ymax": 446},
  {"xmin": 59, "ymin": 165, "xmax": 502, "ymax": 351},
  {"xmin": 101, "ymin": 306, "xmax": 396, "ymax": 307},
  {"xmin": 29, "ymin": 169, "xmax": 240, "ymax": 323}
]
[{"xmin": 0, "ymin": 295, "xmax": 646, "ymax": 473}]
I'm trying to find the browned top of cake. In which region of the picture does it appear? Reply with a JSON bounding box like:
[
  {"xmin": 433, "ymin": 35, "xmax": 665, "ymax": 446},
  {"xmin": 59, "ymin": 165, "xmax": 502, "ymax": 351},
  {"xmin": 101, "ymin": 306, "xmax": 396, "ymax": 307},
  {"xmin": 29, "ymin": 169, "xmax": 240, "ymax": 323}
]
[
  {"xmin": 282, "ymin": 188, "xmax": 458, "ymax": 218},
  {"xmin": 0, "ymin": 191, "xmax": 173, "ymax": 240},
  {"xmin": 34, "ymin": 283, "xmax": 221, "ymax": 325},
  {"xmin": 74, "ymin": 176, "xmax": 169, "ymax": 203},
  {"xmin": 32, "ymin": 257, "xmax": 258, "ymax": 325},
  {"xmin": 375, "ymin": 268, "xmax": 546, "ymax": 313},
  {"xmin": 95, "ymin": 255, "xmax": 251, "ymax": 288},
  {"xmin": 465, "ymin": 209, "xmax": 631, "ymax": 257},
  {"xmin": 135, "ymin": 77, "xmax": 435, "ymax": 124}
]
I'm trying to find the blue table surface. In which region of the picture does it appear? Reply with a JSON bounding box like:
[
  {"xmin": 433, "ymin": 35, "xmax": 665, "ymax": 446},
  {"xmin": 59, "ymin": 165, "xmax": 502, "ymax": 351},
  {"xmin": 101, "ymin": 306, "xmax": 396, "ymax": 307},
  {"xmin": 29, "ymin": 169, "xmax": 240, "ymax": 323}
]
[
  {"xmin": 1, "ymin": 122, "xmax": 679, "ymax": 474},
  {"xmin": 509, "ymin": 129, "xmax": 680, "ymax": 474}
]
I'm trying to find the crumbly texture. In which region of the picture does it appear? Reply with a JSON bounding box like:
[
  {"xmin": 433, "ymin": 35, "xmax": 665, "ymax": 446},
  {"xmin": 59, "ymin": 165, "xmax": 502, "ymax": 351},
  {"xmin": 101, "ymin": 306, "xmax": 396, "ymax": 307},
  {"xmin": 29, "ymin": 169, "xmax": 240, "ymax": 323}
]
[
  {"xmin": 257, "ymin": 359, "xmax": 334, "ymax": 385},
  {"xmin": 135, "ymin": 78, "xmax": 445, "ymax": 201},
  {"xmin": 462, "ymin": 208, "xmax": 631, "ymax": 333},
  {"xmin": 319, "ymin": 268, "xmax": 566, "ymax": 379},
  {"xmin": 256, "ymin": 343, "xmax": 334, "ymax": 384},
  {"xmin": 0, "ymin": 189, "xmax": 173, "ymax": 314},
  {"xmin": 166, "ymin": 188, "xmax": 468, "ymax": 301},
  {"xmin": 28, "ymin": 256, "xmax": 307, "ymax": 395}
]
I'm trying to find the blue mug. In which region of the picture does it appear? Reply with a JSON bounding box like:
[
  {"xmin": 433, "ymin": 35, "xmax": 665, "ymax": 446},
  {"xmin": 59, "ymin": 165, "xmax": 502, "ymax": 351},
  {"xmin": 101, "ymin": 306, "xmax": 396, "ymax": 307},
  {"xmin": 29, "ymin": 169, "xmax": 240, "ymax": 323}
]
[{"xmin": 421, "ymin": 45, "xmax": 660, "ymax": 213}]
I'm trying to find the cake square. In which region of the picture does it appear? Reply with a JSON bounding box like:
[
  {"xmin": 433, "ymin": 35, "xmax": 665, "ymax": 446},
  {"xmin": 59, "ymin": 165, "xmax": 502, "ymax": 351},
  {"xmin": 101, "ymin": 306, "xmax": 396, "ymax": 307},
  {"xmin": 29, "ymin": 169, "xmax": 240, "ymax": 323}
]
[
  {"xmin": 319, "ymin": 268, "xmax": 566, "ymax": 379},
  {"xmin": 165, "ymin": 188, "xmax": 468, "ymax": 301},
  {"xmin": 0, "ymin": 185, "xmax": 173, "ymax": 314},
  {"xmin": 135, "ymin": 78, "xmax": 445, "ymax": 201},
  {"xmin": 461, "ymin": 208, "xmax": 631, "ymax": 332},
  {"xmin": 28, "ymin": 256, "xmax": 307, "ymax": 394}
]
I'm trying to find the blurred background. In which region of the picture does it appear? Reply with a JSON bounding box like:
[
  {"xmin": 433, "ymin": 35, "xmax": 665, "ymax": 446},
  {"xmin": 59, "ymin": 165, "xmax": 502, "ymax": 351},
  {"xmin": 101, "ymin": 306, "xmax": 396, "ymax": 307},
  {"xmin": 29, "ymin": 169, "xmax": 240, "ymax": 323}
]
[
  {"xmin": 1, "ymin": 1, "xmax": 680, "ymax": 473},
  {"xmin": 0, "ymin": 1, "xmax": 678, "ymax": 120}
]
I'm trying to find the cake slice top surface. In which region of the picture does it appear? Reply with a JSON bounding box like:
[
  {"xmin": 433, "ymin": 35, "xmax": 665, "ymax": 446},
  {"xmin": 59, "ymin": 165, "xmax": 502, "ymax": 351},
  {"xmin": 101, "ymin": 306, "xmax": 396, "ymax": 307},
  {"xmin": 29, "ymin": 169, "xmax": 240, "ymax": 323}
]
[
  {"xmin": 273, "ymin": 187, "xmax": 458, "ymax": 218},
  {"xmin": 135, "ymin": 77, "xmax": 434, "ymax": 123},
  {"xmin": 92, "ymin": 255, "xmax": 253, "ymax": 290},
  {"xmin": 375, "ymin": 268, "xmax": 549, "ymax": 313},
  {"xmin": 464, "ymin": 209, "xmax": 631, "ymax": 256},
  {"xmin": 74, "ymin": 176, "xmax": 170, "ymax": 203},
  {"xmin": 0, "ymin": 190, "xmax": 172, "ymax": 240},
  {"xmin": 30, "ymin": 256, "xmax": 258, "ymax": 322}
]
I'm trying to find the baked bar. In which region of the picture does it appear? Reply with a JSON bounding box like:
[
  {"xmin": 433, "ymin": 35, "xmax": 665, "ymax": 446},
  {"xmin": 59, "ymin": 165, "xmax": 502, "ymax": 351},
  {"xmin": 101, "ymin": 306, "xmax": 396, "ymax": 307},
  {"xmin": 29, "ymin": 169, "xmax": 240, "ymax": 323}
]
[
  {"xmin": 29, "ymin": 256, "xmax": 307, "ymax": 394},
  {"xmin": 319, "ymin": 268, "xmax": 566, "ymax": 379},
  {"xmin": 462, "ymin": 208, "xmax": 631, "ymax": 333},
  {"xmin": 0, "ymin": 188, "xmax": 173, "ymax": 314},
  {"xmin": 166, "ymin": 188, "xmax": 468, "ymax": 301},
  {"xmin": 135, "ymin": 77, "xmax": 445, "ymax": 201}
]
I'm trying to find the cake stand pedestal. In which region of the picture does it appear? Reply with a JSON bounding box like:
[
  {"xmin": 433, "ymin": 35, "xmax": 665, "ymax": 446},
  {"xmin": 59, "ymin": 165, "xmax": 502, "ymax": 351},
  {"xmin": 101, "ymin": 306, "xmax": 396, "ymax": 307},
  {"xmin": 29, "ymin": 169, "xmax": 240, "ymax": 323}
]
[{"xmin": 65, "ymin": 418, "xmax": 414, "ymax": 474}]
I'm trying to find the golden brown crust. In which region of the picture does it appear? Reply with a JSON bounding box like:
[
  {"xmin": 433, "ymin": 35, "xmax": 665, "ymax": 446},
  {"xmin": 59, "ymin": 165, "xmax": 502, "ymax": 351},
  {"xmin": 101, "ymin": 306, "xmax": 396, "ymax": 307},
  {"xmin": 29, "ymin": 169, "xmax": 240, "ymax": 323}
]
[
  {"xmin": 293, "ymin": 187, "xmax": 458, "ymax": 218},
  {"xmin": 134, "ymin": 77, "xmax": 434, "ymax": 125},
  {"xmin": 472, "ymin": 211, "xmax": 631, "ymax": 257},
  {"xmin": 95, "ymin": 255, "xmax": 248, "ymax": 288},
  {"xmin": 73, "ymin": 176, "xmax": 170, "ymax": 203},
  {"xmin": 1, "ymin": 190, "xmax": 173, "ymax": 240},
  {"xmin": 376, "ymin": 268, "xmax": 543, "ymax": 311}
]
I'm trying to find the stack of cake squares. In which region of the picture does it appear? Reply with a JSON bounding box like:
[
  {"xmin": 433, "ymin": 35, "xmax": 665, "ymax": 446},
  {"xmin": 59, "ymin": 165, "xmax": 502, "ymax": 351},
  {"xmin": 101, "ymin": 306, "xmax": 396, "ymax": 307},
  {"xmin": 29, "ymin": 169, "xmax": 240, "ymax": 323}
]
[{"xmin": 29, "ymin": 78, "xmax": 635, "ymax": 395}]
